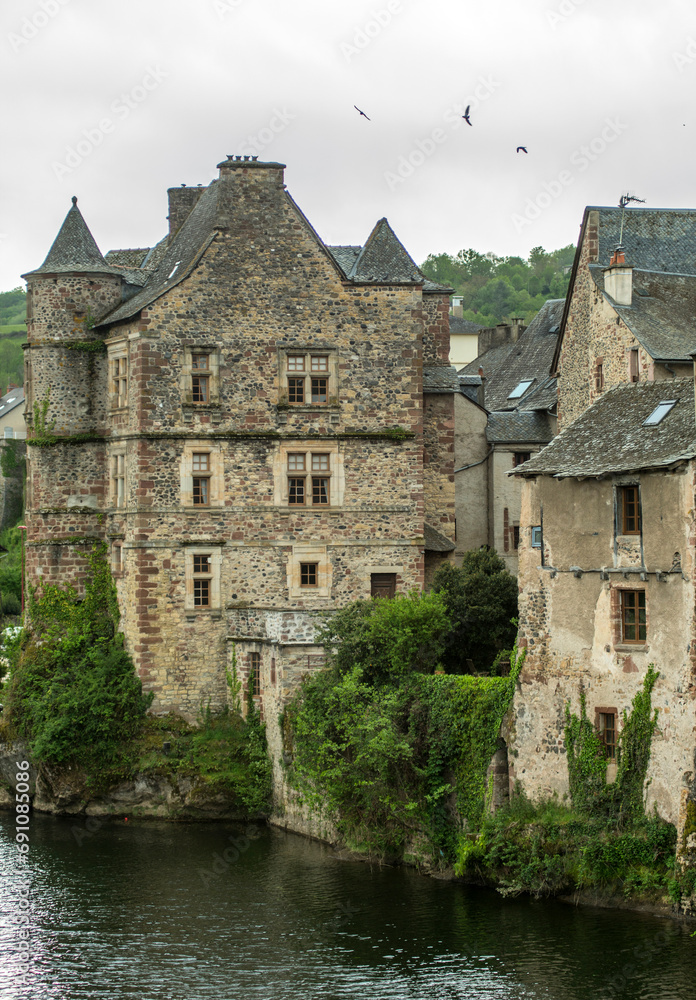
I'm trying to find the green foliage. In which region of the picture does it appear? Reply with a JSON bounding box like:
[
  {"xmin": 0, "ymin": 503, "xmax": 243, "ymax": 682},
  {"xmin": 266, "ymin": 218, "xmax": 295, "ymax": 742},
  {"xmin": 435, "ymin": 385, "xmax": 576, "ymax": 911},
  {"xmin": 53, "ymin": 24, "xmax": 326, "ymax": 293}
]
[
  {"xmin": 0, "ymin": 523, "xmax": 24, "ymax": 625},
  {"xmin": 564, "ymin": 666, "xmax": 660, "ymax": 825},
  {"xmin": 456, "ymin": 792, "xmax": 678, "ymax": 901},
  {"xmin": 420, "ymin": 245, "xmax": 575, "ymax": 326},
  {"xmin": 0, "ymin": 288, "xmax": 26, "ymax": 328},
  {"xmin": 316, "ymin": 590, "xmax": 451, "ymax": 685},
  {"xmin": 0, "ymin": 439, "xmax": 24, "ymax": 478},
  {"xmin": 3, "ymin": 544, "xmax": 152, "ymax": 767},
  {"xmin": 31, "ymin": 388, "xmax": 56, "ymax": 444},
  {"xmin": 432, "ymin": 549, "xmax": 518, "ymax": 674},
  {"xmin": 286, "ymin": 622, "xmax": 525, "ymax": 860}
]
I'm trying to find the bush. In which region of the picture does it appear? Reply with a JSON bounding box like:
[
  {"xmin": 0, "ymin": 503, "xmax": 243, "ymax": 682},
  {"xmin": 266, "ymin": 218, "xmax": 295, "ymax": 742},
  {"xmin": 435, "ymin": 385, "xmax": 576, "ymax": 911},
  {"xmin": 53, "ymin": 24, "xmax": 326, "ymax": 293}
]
[
  {"xmin": 4, "ymin": 544, "xmax": 152, "ymax": 766},
  {"xmin": 433, "ymin": 549, "xmax": 518, "ymax": 673}
]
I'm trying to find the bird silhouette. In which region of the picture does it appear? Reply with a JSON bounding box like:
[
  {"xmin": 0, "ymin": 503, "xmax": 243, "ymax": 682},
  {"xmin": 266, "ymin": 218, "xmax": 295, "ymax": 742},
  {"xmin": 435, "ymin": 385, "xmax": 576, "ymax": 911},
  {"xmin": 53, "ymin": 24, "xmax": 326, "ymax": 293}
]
[
  {"xmin": 462, "ymin": 105, "xmax": 472, "ymax": 126},
  {"xmin": 354, "ymin": 105, "xmax": 371, "ymax": 120},
  {"xmin": 516, "ymin": 146, "xmax": 528, "ymax": 153}
]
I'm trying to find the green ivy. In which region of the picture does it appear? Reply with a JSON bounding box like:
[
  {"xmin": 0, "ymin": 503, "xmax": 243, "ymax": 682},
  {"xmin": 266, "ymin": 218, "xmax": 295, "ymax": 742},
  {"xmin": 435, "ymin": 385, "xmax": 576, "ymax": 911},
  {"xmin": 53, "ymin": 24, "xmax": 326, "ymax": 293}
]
[{"xmin": 564, "ymin": 665, "xmax": 659, "ymax": 825}]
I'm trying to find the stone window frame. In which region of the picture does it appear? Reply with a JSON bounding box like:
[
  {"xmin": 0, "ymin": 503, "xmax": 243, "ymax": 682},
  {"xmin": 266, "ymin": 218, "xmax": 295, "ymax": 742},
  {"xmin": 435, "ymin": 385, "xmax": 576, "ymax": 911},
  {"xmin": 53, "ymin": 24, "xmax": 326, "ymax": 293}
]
[
  {"xmin": 111, "ymin": 539, "xmax": 124, "ymax": 577},
  {"xmin": 273, "ymin": 440, "xmax": 344, "ymax": 507},
  {"xmin": 109, "ymin": 445, "xmax": 127, "ymax": 509},
  {"xmin": 594, "ymin": 357, "xmax": 604, "ymax": 393},
  {"xmin": 181, "ymin": 344, "xmax": 221, "ymax": 409},
  {"xmin": 107, "ymin": 342, "xmax": 129, "ymax": 411},
  {"xmin": 184, "ymin": 545, "xmax": 222, "ymax": 612},
  {"xmin": 277, "ymin": 346, "xmax": 339, "ymax": 409},
  {"xmin": 180, "ymin": 442, "xmax": 224, "ymax": 508},
  {"xmin": 287, "ymin": 543, "xmax": 332, "ymax": 598}
]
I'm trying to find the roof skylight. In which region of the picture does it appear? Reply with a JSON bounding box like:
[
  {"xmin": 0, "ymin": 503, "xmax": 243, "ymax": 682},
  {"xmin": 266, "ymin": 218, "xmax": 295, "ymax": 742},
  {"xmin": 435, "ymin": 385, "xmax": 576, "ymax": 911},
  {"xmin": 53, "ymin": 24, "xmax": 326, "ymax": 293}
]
[
  {"xmin": 508, "ymin": 379, "xmax": 534, "ymax": 399},
  {"xmin": 643, "ymin": 400, "xmax": 677, "ymax": 426},
  {"xmin": 166, "ymin": 261, "xmax": 181, "ymax": 280}
]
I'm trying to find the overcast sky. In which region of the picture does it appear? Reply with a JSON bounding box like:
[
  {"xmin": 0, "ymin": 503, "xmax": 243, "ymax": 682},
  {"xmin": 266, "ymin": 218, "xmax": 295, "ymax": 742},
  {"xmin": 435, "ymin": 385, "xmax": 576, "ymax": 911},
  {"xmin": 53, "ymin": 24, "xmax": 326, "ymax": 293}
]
[{"xmin": 1, "ymin": 0, "xmax": 694, "ymax": 291}]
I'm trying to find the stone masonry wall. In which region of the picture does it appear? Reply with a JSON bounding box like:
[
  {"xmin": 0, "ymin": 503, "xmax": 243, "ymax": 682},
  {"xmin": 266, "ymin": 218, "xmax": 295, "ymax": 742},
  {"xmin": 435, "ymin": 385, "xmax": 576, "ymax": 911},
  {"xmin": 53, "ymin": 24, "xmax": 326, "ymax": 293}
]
[{"xmin": 512, "ymin": 471, "xmax": 696, "ymax": 825}]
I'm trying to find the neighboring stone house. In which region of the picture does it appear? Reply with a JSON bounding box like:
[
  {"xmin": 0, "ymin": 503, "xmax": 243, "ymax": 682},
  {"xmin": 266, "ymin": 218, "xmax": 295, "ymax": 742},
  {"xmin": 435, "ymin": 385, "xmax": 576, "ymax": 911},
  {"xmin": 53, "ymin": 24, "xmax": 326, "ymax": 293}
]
[
  {"xmin": 510, "ymin": 377, "xmax": 696, "ymax": 834},
  {"xmin": 554, "ymin": 206, "xmax": 696, "ymax": 430},
  {"xmin": 21, "ymin": 155, "xmax": 456, "ymax": 720},
  {"xmin": 454, "ymin": 299, "xmax": 563, "ymax": 573},
  {"xmin": 0, "ymin": 386, "xmax": 26, "ymax": 529}
]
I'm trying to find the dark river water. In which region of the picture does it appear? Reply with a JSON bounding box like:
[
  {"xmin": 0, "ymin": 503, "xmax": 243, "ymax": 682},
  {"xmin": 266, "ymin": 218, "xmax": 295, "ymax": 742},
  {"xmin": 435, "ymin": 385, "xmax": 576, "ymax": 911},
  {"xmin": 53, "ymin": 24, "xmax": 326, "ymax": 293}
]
[{"xmin": 0, "ymin": 812, "xmax": 693, "ymax": 1000}]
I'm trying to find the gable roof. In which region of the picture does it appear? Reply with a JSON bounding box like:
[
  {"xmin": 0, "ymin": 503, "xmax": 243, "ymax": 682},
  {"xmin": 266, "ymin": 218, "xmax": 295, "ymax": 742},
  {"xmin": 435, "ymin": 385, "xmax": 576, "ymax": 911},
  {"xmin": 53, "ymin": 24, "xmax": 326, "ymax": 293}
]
[
  {"xmin": 347, "ymin": 218, "xmax": 424, "ymax": 284},
  {"xmin": 486, "ymin": 410, "xmax": 554, "ymax": 445},
  {"xmin": 23, "ymin": 198, "xmax": 122, "ymax": 279},
  {"xmin": 515, "ymin": 377, "xmax": 696, "ymax": 479},
  {"xmin": 554, "ymin": 206, "xmax": 696, "ymax": 373},
  {"xmin": 0, "ymin": 386, "xmax": 25, "ymax": 419},
  {"xmin": 590, "ymin": 268, "xmax": 696, "ymax": 361},
  {"xmin": 459, "ymin": 299, "xmax": 563, "ymax": 412},
  {"xmin": 450, "ymin": 316, "xmax": 484, "ymax": 334}
]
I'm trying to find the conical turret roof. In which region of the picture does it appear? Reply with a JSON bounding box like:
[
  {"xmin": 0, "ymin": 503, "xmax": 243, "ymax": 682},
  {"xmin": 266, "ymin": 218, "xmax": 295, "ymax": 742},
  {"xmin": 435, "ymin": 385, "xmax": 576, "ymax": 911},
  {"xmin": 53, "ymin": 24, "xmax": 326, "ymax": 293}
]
[{"xmin": 22, "ymin": 197, "xmax": 122, "ymax": 278}]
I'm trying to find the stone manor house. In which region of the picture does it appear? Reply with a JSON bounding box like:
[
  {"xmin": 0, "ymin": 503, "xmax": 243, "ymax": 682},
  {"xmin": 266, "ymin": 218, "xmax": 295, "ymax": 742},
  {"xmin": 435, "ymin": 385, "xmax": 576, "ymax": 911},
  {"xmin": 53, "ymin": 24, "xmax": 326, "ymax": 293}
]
[{"xmin": 21, "ymin": 156, "xmax": 457, "ymax": 718}]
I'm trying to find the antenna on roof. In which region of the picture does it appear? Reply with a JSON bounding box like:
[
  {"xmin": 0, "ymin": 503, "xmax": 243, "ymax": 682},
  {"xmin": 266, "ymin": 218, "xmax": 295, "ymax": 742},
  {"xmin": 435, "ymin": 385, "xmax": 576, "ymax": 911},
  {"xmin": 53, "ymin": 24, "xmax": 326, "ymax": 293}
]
[{"xmin": 617, "ymin": 192, "xmax": 646, "ymax": 245}]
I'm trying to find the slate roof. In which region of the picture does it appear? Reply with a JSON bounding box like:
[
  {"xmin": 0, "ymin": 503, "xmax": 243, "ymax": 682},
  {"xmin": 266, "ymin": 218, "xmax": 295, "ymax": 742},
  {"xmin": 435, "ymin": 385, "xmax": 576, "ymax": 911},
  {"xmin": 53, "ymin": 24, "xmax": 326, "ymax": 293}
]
[
  {"xmin": 0, "ymin": 386, "xmax": 25, "ymax": 418},
  {"xmin": 22, "ymin": 198, "xmax": 122, "ymax": 278},
  {"xmin": 459, "ymin": 299, "xmax": 563, "ymax": 412},
  {"xmin": 424, "ymin": 522, "xmax": 456, "ymax": 552},
  {"xmin": 450, "ymin": 316, "xmax": 484, "ymax": 334},
  {"xmin": 487, "ymin": 410, "xmax": 555, "ymax": 445},
  {"xmin": 590, "ymin": 206, "xmax": 696, "ymax": 275},
  {"xmin": 348, "ymin": 218, "xmax": 424, "ymax": 283},
  {"xmin": 423, "ymin": 365, "xmax": 459, "ymax": 393},
  {"xmin": 590, "ymin": 268, "xmax": 696, "ymax": 361},
  {"xmin": 99, "ymin": 181, "xmax": 221, "ymax": 326},
  {"xmin": 515, "ymin": 378, "xmax": 696, "ymax": 479},
  {"xmin": 104, "ymin": 248, "xmax": 153, "ymax": 267}
]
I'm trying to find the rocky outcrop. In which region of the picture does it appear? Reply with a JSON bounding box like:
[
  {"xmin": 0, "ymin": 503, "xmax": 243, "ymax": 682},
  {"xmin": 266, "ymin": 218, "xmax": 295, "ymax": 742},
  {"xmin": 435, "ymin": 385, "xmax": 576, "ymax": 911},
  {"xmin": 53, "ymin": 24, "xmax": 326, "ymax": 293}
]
[{"xmin": 0, "ymin": 742, "xmax": 252, "ymax": 821}]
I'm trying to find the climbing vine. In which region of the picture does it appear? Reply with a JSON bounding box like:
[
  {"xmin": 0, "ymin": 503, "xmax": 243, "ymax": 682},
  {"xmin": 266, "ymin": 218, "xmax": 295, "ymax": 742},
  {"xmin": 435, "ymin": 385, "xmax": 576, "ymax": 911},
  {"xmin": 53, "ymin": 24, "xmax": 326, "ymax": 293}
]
[
  {"xmin": 30, "ymin": 388, "xmax": 57, "ymax": 445},
  {"xmin": 565, "ymin": 665, "xmax": 660, "ymax": 824}
]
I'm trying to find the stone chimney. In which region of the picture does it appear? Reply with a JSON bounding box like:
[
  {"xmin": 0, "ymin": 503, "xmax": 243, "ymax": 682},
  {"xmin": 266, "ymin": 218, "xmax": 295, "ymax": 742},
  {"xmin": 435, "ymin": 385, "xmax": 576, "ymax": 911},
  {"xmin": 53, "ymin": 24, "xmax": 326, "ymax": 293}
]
[
  {"xmin": 215, "ymin": 155, "xmax": 287, "ymax": 230},
  {"xmin": 167, "ymin": 184, "xmax": 205, "ymax": 238},
  {"xmin": 451, "ymin": 295, "xmax": 464, "ymax": 318},
  {"xmin": 477, "ymin": 319, "xmax": 526, "ymax": 357},
  {"xmin": 603, "ymin": 246, "xmax": 633, "ymax": 306}
]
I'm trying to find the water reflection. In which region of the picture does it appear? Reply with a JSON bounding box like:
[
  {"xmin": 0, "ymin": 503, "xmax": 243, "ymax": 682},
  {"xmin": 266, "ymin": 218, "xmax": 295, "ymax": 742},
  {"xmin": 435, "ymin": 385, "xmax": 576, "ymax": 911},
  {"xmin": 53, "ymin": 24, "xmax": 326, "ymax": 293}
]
[{"xmin": 0, "ymin": 813, "xmax": 693, "ymax": 999}]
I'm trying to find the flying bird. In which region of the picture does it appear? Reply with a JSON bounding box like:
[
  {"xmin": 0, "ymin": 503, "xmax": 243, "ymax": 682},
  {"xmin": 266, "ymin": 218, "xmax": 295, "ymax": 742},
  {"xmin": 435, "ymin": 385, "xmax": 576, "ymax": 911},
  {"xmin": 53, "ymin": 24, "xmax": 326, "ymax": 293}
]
[
  {"xmin": 462, "ymin": 105, "xmax": 472, "ymax": 126},
  {"xmin": 354, "ymin": 105, "xmax": 371, "ymax": 120},
  {"xmin": 516, "ymin": 146, "xmax": 528, "ymax": 153}
]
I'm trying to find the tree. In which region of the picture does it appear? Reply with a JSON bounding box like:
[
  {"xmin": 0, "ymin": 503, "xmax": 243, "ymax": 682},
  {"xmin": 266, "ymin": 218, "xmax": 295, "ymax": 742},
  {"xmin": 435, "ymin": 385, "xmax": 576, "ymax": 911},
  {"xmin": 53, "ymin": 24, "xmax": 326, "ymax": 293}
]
[{"xmin": 432, "ymin": 550, "xmax": 518, "ymax": 674}]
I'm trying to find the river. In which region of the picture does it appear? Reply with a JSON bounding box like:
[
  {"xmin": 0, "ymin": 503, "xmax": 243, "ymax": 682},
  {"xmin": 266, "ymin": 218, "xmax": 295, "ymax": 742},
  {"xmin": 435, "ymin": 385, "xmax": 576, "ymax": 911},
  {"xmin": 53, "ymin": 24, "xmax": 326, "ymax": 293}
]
[{"xmin": 0, "ymin": 812, "xmax": 693, "ymax": 999}]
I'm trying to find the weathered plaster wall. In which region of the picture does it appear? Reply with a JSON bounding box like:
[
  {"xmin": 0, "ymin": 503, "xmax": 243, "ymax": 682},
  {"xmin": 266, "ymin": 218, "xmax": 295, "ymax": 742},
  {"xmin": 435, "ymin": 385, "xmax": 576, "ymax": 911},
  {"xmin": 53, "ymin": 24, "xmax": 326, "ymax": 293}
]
[
  {"xmin": 512, "ymin": 470, "xmax": 696, "ymax": 825},
  {"xmin": 453, "ymin": 393, "xmax": 488, "ymax": 562}
]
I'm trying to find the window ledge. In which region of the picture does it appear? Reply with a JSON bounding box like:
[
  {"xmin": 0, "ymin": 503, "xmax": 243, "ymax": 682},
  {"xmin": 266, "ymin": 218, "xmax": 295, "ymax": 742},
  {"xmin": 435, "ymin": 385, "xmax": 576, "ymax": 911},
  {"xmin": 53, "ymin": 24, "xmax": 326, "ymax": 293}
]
[
  {"xmin": 185, "ymin": 608, "xmax": 222, "ymax": 619},
  {"xmin": 277, "ymin": 404, "xmax": 340, "ymax": 412},
  {"xmin": 614, "ymin": 644, "xmax": 648, "ymax": 652}
]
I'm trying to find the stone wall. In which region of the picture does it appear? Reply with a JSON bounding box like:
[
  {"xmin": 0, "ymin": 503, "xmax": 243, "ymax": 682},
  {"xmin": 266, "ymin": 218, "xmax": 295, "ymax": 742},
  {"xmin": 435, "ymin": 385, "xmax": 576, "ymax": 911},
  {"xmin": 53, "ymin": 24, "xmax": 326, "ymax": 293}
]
[
  {"xmin": 453, "ymin": 393, "xmax": 488, "ymax": 561},
  {"xmin": 512, "ymin": 469, "xmax": 696, "ymax": 825}
]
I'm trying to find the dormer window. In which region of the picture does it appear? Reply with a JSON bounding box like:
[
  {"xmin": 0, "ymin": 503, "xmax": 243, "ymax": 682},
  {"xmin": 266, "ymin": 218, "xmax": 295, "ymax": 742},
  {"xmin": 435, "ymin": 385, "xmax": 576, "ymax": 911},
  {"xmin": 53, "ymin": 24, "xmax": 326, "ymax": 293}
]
[
  {"xmin": 508, "ymin": 379, "xmax": 533, "ymax": 399},
  {"xmin": 643, "ymin": 400, "xmax": 676, "ymax": 426}
]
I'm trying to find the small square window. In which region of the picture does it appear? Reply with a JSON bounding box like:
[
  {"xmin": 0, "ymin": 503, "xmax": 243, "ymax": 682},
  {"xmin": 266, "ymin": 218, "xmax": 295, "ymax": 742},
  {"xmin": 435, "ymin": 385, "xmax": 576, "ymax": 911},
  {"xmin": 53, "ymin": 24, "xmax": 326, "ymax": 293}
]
[
  {"xmin": 287, "ymin": 356, "xmax": 305, "ymax": 372},
  {"xmin": 311, "ymin": 454, "xmax": 329, "ymax": 471},
  {"xmin": 300, "ymin": 563, "xmax": 318, "ymax": 587},
  {"xmin": 192, "ymin": 453, "xmax": 210, "ymax": 473},
  {"xmin": 192, "ymin": 354, "xmax": 209, "ymax": 371},
  {"xmin": 508, "ymin": 379, "xmax": 534, "ymax": 399},
  {"xmin": 311, "ymin": 355, "xmax": 328, "ymax": 372},
  {"xmin": 513, "ymin": 452, "xmax": 531, "ymax": 467},
  {"xmin": 531, "ymin": 526, "xmax": 542, "ymax": 548},
  {"xmin": 371, "ymin": 573, "xmax": 396, "ymax": 598},
  {"xmin": 288, "ymin": 453, "xmax": 306, "ymax": 472}
]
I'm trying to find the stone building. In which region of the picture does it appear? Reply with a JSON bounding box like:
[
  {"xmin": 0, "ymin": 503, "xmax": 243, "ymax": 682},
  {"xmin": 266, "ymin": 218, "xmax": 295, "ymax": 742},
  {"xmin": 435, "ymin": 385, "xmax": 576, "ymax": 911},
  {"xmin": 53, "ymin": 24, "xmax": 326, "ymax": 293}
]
[
  {"xmin": 554, "ymin": 206, "xmax": 696, "ymax": 430},
  {"xmin": 511, "ymin": 376, "xmax": 696, "ymax": 830},
  {"xmin": 454, "ymin": 299, "xmax": 562, "ymax": 573},
  {"xmin": 0, "ymin": 386, "xmax": 26, "ymax": 530},
  {"xmin": 21, "ymin": 156, "xmax": 456, "ymax": 720}
]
